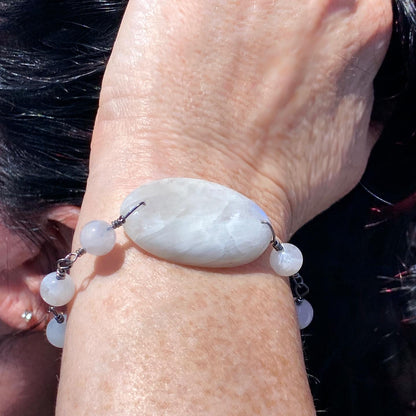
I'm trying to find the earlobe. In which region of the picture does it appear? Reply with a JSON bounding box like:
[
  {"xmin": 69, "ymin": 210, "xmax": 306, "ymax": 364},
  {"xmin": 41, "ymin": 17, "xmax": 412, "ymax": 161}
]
[
  {"xmin": 0, "ymin": 237, "xmax": 47, "ymax": 333},
  {"xmin": 0, "ymin": 264, "xmax": 46, "ymax": 333},
  {"xmin": 0, "ymin": 205, "xmax": 80, "ymax": 333}
]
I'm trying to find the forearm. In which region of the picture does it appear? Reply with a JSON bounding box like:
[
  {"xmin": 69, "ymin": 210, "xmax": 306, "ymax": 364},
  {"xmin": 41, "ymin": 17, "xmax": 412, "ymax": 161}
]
[{"xmin": 57, "ymin": 238, "xmax": 314, "ymax": 415}]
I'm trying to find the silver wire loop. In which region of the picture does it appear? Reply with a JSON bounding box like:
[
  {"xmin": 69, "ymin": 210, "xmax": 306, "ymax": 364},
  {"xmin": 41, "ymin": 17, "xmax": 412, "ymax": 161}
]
[
  {"xmin": 48, "ymin": 307, "xmax": 65, "ymax": 324},
  {"xmin": 111, "ymin": 201, "xmax": 146, "ymax": 229},
  {"xmin": 261, "ymin": 221, "xmax": 284, "ymax": 251},
  {"xmin": 56, "ymin": 248, "xmax": 86, "ymax": 278}
]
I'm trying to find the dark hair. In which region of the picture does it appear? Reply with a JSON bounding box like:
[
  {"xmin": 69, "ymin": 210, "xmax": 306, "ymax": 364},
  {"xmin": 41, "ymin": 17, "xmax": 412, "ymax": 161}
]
[
  {"xmin": 371, "ymin": 0, "xmax": 416, "ymax": 204},
  {"xmin": 0, "ymin": 0, "xmax": 127, "ymax": 239},
  {"xmin": 1, "ymin": 1, "xmax": 416, "ymax": 414}
]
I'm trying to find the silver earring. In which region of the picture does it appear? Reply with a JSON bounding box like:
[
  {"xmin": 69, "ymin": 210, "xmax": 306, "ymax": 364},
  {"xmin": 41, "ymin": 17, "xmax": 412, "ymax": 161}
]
[{"xmin": 21, "ymin": 310, "xmax": 33, "ymax": 323}]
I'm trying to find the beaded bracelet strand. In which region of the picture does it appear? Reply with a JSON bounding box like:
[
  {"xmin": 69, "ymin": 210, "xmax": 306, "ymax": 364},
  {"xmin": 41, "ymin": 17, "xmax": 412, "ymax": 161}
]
[{"xmin": 40, "ymin": 178, "xmax": 314, "ymax": 348}]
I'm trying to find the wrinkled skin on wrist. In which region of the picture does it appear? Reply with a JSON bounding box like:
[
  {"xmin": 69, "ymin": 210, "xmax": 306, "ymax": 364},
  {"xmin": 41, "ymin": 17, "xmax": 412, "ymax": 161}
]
[{"xmin": 90, "ymin": 0, "xmax": 392, "ymax": 237}]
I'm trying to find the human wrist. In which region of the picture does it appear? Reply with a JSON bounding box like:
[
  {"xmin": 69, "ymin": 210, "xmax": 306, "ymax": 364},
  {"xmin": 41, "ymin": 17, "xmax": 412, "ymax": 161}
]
[
  {"xmin": 56, "ymin": 191, "xmax": 313, "ymax": 414},
  {"xmin": 87, "ymin": 124, "xmax": 294, "ymax": 241}
]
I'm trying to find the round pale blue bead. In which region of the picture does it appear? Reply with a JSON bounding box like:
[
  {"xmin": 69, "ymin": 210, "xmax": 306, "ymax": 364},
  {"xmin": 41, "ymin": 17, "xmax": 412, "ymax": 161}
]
[
  {"xmin": 46, "ymin": 314, "xmax": 67, "ymax": 348},
  {"xmin": 80, "ymin": 220, "xmax": 116, "ymax": 256},
  {"xmin": 269, "ymin": 243, "xmax": 303, "ymax": 276},
  {"xmin": 40, "ymin": 272, "xmax": 75, "ymax": 307},
  {"xmin": 296, "ymin": 299, "xmax": 313, "ymax": 330}
]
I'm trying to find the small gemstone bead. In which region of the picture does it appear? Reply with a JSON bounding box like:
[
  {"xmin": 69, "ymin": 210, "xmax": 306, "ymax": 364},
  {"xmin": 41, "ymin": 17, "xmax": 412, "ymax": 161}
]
[
  {"xmin": 269, "ymin": 243, "xmax": 303, "ymax": 276},
  {"xmin": 80, "ymin": 220, "xmax": 116, "ymax": 256},
  {"xmin": 296, "ymin": 299, "xmax": 314, "ymax": 330},
  {"xmin": 46, "ymin": 314, "xmax": 67, "ymax": 348},
  {"xmin": 40, "ymin": 272, "xmax": 75, "ymax": 307}
]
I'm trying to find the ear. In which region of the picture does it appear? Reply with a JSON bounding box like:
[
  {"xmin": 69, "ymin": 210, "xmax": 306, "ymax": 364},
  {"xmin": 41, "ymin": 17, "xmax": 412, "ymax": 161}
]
[
  {"xmin": 46, "ymin": 205, "xmax": 81, "ymax": 230},
  {"xmin": 0, "ymin": 205, "xmax": 80, "ymax": 333}
]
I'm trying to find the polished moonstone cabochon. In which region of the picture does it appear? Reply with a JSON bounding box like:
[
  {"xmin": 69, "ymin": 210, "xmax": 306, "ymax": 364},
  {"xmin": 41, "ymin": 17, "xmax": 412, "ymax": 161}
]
[{"xmin": 120, "ymin": 178, "xmax": 272, "ymax": 267}]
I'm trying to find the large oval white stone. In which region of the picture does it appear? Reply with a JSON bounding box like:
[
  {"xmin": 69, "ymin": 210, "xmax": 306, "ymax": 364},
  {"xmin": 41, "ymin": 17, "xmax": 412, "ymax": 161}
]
[{"xmin": 120, "ymin": 178, "xmax": 272, "ymax": 267}]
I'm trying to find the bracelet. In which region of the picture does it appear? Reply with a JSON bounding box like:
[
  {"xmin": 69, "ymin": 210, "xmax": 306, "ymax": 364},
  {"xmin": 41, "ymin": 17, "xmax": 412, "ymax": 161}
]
[{"xmin": 40, "ymin": 178, "xmax": 313, "ymax": 348}]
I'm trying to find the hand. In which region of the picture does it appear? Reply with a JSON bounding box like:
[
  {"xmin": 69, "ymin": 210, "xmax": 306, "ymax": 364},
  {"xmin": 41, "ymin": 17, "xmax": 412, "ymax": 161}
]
[{"xmin": 89, "ymin": 0, "xmax": 392, "ymax": 238}]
